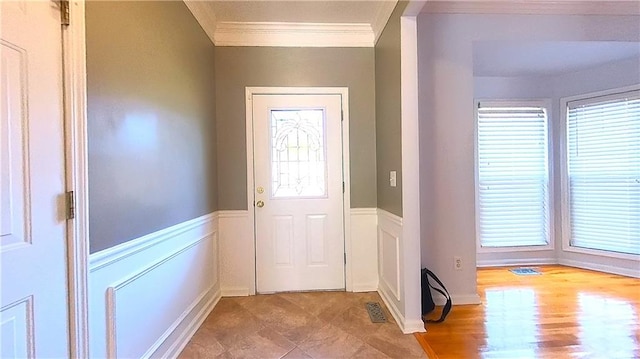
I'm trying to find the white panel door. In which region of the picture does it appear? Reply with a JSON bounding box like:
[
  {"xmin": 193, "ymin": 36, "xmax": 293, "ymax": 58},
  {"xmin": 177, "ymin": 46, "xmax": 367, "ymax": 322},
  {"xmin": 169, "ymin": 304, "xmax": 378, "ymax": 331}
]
[
  {"xmin": 253, "ymin": 94, "xmax": 345, "ymax": 293},
  {"xmin": 1, "ymin": 1, "xmax": 69, "ymax": 358}
]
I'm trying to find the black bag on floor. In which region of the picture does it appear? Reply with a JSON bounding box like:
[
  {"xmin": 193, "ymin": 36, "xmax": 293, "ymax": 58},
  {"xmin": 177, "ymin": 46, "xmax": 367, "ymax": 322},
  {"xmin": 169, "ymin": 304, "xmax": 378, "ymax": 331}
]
[{"xmin": 421, "ymin": 268, "xmax": 452, "ymax": 323}]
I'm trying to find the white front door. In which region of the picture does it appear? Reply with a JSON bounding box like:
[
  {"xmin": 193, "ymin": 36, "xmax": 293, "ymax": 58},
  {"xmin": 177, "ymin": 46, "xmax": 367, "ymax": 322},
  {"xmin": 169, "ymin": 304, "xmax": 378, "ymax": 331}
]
[
  {"xmin": 1, "ymin": 2, "xmax": 69, "ymax": 358},
  {"xmin": 252, "ymin": 93, "xmax": 345, "ymax": 293}
]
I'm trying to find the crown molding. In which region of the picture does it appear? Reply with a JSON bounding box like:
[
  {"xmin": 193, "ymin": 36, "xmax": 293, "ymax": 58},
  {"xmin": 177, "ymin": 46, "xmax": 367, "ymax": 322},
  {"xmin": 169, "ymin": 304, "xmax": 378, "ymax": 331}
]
[
  {"xmin": 213, "ymin": 22, "xmax": 375, "ymax": 47},
  {"xmin": 421, "ymin": 1, "xmax": 640, "ymax": 15},
  {"xmin": 183, "ymin": 0, "xmax": 217, "ymax": 45},
  {"xmin": 372, "ymin": 1, "xmax": 399, "ymax": 43}
]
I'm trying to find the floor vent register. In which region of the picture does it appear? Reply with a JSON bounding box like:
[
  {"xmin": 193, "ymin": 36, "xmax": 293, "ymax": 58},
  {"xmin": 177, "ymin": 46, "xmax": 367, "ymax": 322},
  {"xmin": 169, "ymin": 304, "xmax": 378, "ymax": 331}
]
[{"xmin": 365, "ymin": 302, "xmax": 388, "ymax": 323}]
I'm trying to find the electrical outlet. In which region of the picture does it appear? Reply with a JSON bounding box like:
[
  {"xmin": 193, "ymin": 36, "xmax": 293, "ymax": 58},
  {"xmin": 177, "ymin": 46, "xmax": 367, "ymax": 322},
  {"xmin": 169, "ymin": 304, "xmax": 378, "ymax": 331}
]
[{"xmin": 454, "ymin": 256, "xmax": 462, "ymax": 270}]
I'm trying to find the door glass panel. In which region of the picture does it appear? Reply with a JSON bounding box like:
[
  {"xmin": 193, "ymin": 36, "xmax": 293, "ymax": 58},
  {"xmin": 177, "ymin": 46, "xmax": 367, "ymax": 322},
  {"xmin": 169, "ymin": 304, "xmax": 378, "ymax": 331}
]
[{"xmin": 270, "ymin": 109, "xmax": 327, "ymax": 198}]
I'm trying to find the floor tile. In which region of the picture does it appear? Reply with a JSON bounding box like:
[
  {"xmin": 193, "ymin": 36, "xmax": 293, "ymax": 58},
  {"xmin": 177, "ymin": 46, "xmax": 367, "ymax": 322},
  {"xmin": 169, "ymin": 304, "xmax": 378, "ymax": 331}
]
[
  {"xmin": 364, "ymin": 323, "xmax": 426, "ymax": 359},
  {"xmin": 351, "ymin": 343, "xmax": 393, "ymax": 359},
  {"xmin": 177, "ymin": 326, "xmax": 226, "ymax": 359},
  {"xmin": 179, "ymin": 292, "xmax": 427, "ymax": 359},
  {"xmin": 298, "ymin": 323, "xmax": 366, "ymax": 358},
  {"xmin": 243, "ymin": 295, "xmax": 326, "ymax": 344},
  {"xmin": 226, "ymin": 328, "xmax": 295, "ymax": 359},
  {"xmin": 330, "ymin": 305, "xmax": 385, "ymax": 340}
]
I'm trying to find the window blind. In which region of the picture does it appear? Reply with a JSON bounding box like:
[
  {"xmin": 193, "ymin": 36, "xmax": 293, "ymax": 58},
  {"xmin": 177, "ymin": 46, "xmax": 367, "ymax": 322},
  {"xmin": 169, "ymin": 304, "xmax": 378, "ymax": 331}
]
[
  {"xmin": 567, "ymin": 90, "xmax": 640, "ymax": 255},
  {"xmin": 477, "ymin": 104, "xmax": 550, "ymax": 248}
]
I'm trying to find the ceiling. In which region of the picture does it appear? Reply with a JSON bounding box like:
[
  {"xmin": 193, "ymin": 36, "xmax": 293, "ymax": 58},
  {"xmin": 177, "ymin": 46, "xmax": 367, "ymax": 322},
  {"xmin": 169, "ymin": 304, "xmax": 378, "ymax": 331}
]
[
  {"xmin": 473, "ymin": 41, "xmax": 640, "ymax": 77},
  {"xmin": 184, "ymin": 1, "xmax": 399, "ymax": 47},
  {"xmin": 184, "ymin": 1, "xmax": 640, "ymax": 48}
]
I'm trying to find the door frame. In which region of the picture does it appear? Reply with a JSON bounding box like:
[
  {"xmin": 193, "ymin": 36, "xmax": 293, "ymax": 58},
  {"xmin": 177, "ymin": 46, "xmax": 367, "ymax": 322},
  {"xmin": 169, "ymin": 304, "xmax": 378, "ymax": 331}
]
[
  {"xmin": 245, "ymin": 87, "xmax": 352, "ymax": 294},
  {"xmin": 62, "ymin": 1, "xmax": 90, "ymax": 357}
]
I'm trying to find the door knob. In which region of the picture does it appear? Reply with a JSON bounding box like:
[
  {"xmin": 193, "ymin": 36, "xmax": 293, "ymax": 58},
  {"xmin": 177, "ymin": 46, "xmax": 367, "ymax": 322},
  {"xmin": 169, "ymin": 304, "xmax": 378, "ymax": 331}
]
[{"xmin": 256, "ymin": 200, "xmax": 265, "ymax": 208}]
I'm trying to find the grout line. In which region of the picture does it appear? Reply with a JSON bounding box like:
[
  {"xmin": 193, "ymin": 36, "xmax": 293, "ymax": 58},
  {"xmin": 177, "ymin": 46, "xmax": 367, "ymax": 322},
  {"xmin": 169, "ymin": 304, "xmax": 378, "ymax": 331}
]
[{"xmin": 279, "ymin": 346, "xmax": 297, "ymax": 359}]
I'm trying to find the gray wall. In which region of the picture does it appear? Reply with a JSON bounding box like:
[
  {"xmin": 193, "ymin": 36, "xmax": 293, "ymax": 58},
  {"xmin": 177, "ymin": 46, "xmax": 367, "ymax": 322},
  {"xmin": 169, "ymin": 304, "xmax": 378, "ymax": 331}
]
[
  {"xmin": 215, "ymin": 47, "xmax": 377, "ymax": 210},
  {"xmin": 86, "ymin": 1, "xmax": 217, "ymax": 253},
  {"xmin": 374, "ymin": 1, "xmax": 407, "ymax": 217}
]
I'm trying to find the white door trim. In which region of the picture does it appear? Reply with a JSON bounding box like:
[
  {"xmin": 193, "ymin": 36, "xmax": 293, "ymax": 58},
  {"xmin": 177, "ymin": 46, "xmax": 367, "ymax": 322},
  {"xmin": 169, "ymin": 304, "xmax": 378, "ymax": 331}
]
[
  {"xmin": 245, "ymin": 87, "xmax": 352, "ymax": 294},
  {"xmin": 62, "ymin": 1, "xmax": 90, "ymax": 357}
]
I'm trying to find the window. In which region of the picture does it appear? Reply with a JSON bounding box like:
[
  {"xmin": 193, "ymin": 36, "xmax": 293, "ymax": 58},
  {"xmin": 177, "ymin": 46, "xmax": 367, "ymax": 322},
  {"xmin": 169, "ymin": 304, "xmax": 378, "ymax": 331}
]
[
  {"xmin": 270, "ymin": 109, "xmax": 327, "ymax": 198},
  {"xmin": 565, "ymin": 90, "xmax": 640, "ymax": 256},
  {"xmin": 476, "ymin": 102, "xmax": 550, "ymax": 248}
]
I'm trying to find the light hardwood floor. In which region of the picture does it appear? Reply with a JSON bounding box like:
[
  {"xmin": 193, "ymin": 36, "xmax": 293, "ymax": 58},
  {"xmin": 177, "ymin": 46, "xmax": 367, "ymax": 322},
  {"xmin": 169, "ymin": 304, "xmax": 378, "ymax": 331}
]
[{"xmin": 416, "ymin": 265, "xmax": 640, "ymax": 359}]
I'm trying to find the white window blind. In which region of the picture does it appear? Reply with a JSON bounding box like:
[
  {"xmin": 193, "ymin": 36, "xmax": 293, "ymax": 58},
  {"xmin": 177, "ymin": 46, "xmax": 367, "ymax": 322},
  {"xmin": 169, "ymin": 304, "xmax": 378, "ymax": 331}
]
[
  {"xmin": 567, "ymin": 90, "xmax": 640, "ymax": 256},
  {"xmin": 477, "ymin": 104, "xmax": 550, "ymax": 248}
]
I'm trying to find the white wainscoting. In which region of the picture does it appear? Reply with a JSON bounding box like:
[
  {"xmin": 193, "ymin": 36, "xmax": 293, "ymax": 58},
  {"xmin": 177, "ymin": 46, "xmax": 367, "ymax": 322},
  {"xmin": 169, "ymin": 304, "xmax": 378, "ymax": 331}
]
[
  {"xmin": 219, "ymin": 208, "xmax": 381, "ymax": 296},
  {"xmin": 376, "ymin": 209, "xmax": 408, "ymax": 332},
  {"xmin": 349, "ymin": 208, "xmax": 379, "ymax": 292},
  {"xmin": 218, "ymin": 210, "xmax": 254, "ymax": 296},
  {"xmin": 88, "ymin": 213, "xmax": 220, "ymax": 359}
]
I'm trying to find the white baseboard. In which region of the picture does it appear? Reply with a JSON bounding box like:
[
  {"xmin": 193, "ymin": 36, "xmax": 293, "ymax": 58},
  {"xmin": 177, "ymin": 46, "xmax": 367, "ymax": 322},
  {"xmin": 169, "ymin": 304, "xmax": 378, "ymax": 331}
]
[
  {"xmin": 432, "ymin": 292, "xmax": 482, "ymax": 306},
  {"xmin": 451, "ymin": 294, "xmax": 482, "ymax": 305},
  {"xmin": 221, "ymin": 287, "xmax": 252, "ymax": 297},
  {"xmin": 477, "ymin": 258, "xmax": 557, "ymax": 268},
  {"xmin": 403, "ymin": 319, "xmax": 426, "ymax": 333},
  {"xmin": 559, "ymin": 258, "xmax": 640, "ymax": 278},
  {"xmin": 377, "ymin": 288, "xmax": 406, "ymax": 332},
  {"xmin": 352, "ymin": 283, "xmax": 378, "ymax": 292},
  {"xmin": 378, "ymin": 287, "xmax": 425, "ymax": 333},
  {"xmin": 159, "ymin": 287, "xmax": 222, "ymax": 358}
]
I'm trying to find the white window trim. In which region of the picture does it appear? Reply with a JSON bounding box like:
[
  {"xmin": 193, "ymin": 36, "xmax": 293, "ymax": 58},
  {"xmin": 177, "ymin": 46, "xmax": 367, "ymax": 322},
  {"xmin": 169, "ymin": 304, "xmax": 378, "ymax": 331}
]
[
  {"xmin": 474, "ymin": 99, "xmax": 555, "ymax": 254},
  {"xmin": 559, "ymin": 84, "xmax": 640, "ymax": 261}
]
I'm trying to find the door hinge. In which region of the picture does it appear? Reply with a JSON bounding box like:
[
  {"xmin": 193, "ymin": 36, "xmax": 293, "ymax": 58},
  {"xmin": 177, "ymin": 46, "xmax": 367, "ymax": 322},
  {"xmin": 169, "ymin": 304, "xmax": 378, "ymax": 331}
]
[
  {"xmin": 60, "ymin": 0, "xmax": 70, "ymax": 26},
  {"xmin": 66, "ymin": 191, "xmax": 75, "ymax": 220},
  {"xmin": 342, "ymin": 182, "xmax": 345, "ymax": 193},
  {"xmin": 341, "ymin": 110, "xmax": 344, "ymax": 122},
  {"xmin": 344, "ymin": 253, "xmax": 347, "ymax": 264}
]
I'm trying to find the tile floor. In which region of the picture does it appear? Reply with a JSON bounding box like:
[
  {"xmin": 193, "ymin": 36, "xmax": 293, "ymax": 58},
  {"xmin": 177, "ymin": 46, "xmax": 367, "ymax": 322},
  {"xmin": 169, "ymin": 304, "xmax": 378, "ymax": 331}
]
[{"xmin": 179, "ymin": 291, "xmax": 427, "ymax": 359}]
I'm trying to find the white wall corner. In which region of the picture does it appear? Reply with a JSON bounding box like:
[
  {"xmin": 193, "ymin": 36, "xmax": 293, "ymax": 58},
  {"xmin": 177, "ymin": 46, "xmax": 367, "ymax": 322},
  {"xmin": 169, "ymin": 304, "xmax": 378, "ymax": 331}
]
[
  {"xmin": 213, "ymin": 22, "xmax": 375, "ymax": 47},
  {"xmin": 400, "ymin": 14, "xmax": 424, "ymax": 333}
]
